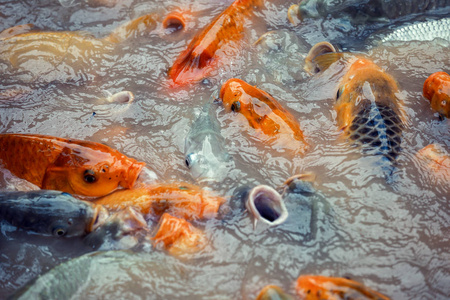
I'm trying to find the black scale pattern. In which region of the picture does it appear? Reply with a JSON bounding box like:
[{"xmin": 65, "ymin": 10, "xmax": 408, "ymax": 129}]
[{"xmin": 348, "ymin": 102, "xmax": 403, "ymax": 162}]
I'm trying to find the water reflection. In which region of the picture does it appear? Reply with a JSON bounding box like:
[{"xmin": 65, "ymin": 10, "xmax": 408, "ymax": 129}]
[{"xmin": 1, "ymin": 0, "xmax": 449, "ymax": 299}]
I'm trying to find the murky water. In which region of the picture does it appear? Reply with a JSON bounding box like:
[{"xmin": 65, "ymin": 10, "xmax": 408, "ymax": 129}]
[{"xmin": 0, "ymin": 0, "xmax": 449, "ymax": 299}]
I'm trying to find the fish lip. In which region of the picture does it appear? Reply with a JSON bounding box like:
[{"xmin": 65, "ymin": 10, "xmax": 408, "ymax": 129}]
[
  {"xmin": 246, "ymin": 185, "xmax": 288, "ymax": 226},
  {"xmin": 121, "ymin": 161, "xmax": 146, "ymax": 189},
  {"xmin": 89, "ymin": 205, "xmax": 110, "ymax": 232}
]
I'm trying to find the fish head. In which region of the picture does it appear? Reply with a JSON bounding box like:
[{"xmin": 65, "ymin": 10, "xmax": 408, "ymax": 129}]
[
  {"xmin": 185, "ymin": 145, "xmax": 231, "ymax": 183},
  {"xmin": 33, "ymin": 191, "xmax": 99, "ymax": 237},
  {"xmin": 296, "ymin": 275, "xmax": 390, "ymax": 300},
  {"xmin": 246, "ymin": 185, "xmax": 288, "ymax": 228},
  {"xmin": 43, "ymin": 143, "xmax": 145, "ymax": 197},
  {"xmin": 219, "ymin": 78, "xmax": 277, "ymax": 131},
  {"xmin": 423, "ymin": 72, "xmax": 450, "ymax": 118}
]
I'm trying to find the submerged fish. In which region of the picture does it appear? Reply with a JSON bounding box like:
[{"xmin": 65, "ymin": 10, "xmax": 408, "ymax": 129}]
[
  {"xmin": 94, "ymin": 182, "xmax": 226, "ymax": 220},
  {"xmin": 219, "ymin": 78, "xmax": 308, "ymax": 156},
  {"xmin": 306, "ymin": 42, "xmax": 405, "ymax": 169},
  {"xmin": 256, "ymin": 285, "xmax": 294, "ymax": 300},
  {"xmin": 0, "ymin": 134, "xmax": 145, "ymax": 197},
  {"xmin": 289, "ymin": 0, "xmax": 450, "ymax": 24},
  {"xmin": 246, "ymin": 185, "xmax": 288, "ymax": 228},
  {"xmin": 368, "ymin": 17, "xmax": 450, "ymax": 44},
  {"xmin": 152, "ymin": 213, "xmax": 206, "ymax": 256},
  {"xmin": 0, "ymin": 190, "xmax": 108, "ymax": 237},
  {"xmin": 423, "ymin": 71, "xmax": 450, "ymax": 118},
  {"xmin": 168, "ymin": 0, "xmax": 262, "ymax": 86},
  {"xmin": 0, "ymin": 14, "xmax": 156, "ymax": 85},
  {"xmin": 185, "ymin": 101, "xmax": 232, "ymax": 183},
  {"xmin": 416, "ymin": 144, "xmax": 450, "ymax": 182},
  {"xmin": 296, "ymin": 275, "xmax": 390, "ymax": 300}
]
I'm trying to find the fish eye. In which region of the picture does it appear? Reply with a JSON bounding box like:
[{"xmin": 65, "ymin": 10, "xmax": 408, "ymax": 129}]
[
  {"xmin": 336, "ymin": 86, "xmax": 344, "ymax": 100},
  {"xmin": 84, "ymin": 169, "xmax": 98, "ymax": 184},
  {"xmin": 231, "ymin": 101, "xmax": 241, "ymax": 112},
  {"xmin": 52, "ymin": 226, "xmax": 67, "ymax": 237}
]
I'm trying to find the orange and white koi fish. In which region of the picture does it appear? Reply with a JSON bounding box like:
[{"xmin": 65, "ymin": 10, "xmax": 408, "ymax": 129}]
[
  {"xmin": 219, "ymin": 78, "xmax": 308, "ymax": 155},
  {"xmin": 168, "ymin": 0, "xmax": 262, "ymax": 86},
  {"xmin": 0, "ymin": 134, "xmax": 145, "ymax": 197},
  {"xmin": 94, "ymin": 182, "xmax": 226, "ymax": 220},
  {"xmin": 423, "ymin": 71, "xmax": 450, "ymax": 119},
  {"xmin": 152, "ymin": 213, "xmax": 206, "ymax": 256},
  {"xmin": 296, "ymin": 275, "xmax": 390, "ymax": 300}
]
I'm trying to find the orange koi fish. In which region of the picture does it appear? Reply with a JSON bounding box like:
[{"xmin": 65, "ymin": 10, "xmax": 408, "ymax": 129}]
[
  {"xmin": 306, "ymin": 42, "xmax": 405, "ymax": 164},
  {"xmin": 168, "ymin": 0, "xmax": 262, "ymax": 86},
  {"xmin": 0, "ymin": 134, "xmax": 145, "ymax": 197},
  {"xmin": 296, "ymin": 275, "xmax": 390, "ymax": 300},
  {"xmin": 423, "ymin": 71, "xmax": 450, "ymax": 119},
  {"xmin": 0, "ymin": 14, "xmax": 156, "ymax": 86},
  {"xmin": 416, "ymin": 144, "xmax": 449, "ymax": 181},
  {"xmin": 219, "ymin": 78, "xmax": 308, "ymax": 155},
  {"xmin": 94, "ymin": 182, "xmax": 226, "ymax": 220},
  {"xmin": 152, "ymin": 213, "xmax": 206, "ymax": 256}
]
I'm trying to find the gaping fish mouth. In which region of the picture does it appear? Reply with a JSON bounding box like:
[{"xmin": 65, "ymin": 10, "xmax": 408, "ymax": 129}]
[
  {"xmin": 121, "ymin": 161, "xmax": 146, "ymax": 189},
  {"xmin": 246, "ymin": 185, "xmax": 288, "ymax": 226}
]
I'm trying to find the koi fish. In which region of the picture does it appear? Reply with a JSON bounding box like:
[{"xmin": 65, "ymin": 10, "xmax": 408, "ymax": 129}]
[
  {"xmin": 0, "ymin": 14, "xmax": 156, "ymax": 85},
  {"xmin": 416, "ymin": 144, "xmax": 450, "ymax": 181},
  {"xmin": 94, "ymin": 182, "xmax": 226, "ymax": 220},
  {"xmin": 167, "ymin": 0, "xmax": 262, "ymax": 86},
  {"xmin": 288, "ymin": 0, "xmax": 450, "ymax": 25},
  {"xmin": 306, "ymin": 42, "xmax": 405, "ymax": 167},
  {"xmin": 423, "ymin": 71, "xmax": 450, "ymax": 119},
  {"xmin": 296, "ymin": 275, "xmax": 390, "ymax": 300},
  {"xmin": 185, "ymin": 101, "xmax": 233, "ymax": 183},
  {"xmin": 0, "ymin": 134, "xmax": 145, "ymax": 197},
  {"xmin": 256, "ymin": 285, "xmax": 294, "ymax": 300},
  {"xmin": 219, "ymin": 78, "xmax": 308, "ymax": 155},
  {"xmin": 152, "ymin": 213, "xmax": 206, "ymax": 256},
  {"xmin": 0, "ymin": 190, "xmax": 108, "ymax": 237}
]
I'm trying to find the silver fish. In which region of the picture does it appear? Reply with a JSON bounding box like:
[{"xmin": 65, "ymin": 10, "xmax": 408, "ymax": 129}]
[
  {"xmin": 184, "ymin": 101, "xmax": 232, "ymax": 183},
  {"xmin": 368, "ymin": 17, "xmax": 450, "ymax": 44},
  {"xmin": 0, "ymin": 190, "xmax": 108, "ymax": 237},
  {"xmin": 290, "ymin": 0, "xmax": 450, "ymax": 24},
  {"xmin": 246, "ymin": 185, "xmax": 288, "ymax": 228}
]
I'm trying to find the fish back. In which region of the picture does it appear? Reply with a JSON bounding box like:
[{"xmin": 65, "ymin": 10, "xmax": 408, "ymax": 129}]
[{"xmin": 0, "ymin": 134, "xmax": 64, "ymax": 187}]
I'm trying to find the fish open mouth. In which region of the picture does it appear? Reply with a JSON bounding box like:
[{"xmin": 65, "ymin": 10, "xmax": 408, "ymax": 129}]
[
  {"xmin": 247, "ymin": 185, "xmax": 288, "ymax": 226},
  {"xmin": 121, "ymin": 161, "xmax": 146, "ymax": 189}
]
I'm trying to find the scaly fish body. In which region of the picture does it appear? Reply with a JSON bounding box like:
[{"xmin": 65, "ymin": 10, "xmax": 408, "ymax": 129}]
[
  {"xmin": 307, "ymin": 45, "xmax": 405, "ymax": 165},
  {"xmin": 185, "ymin": 102, "xmax": 232, "ymax": 182},
  {"xmin": 0, "ymin": 134, "xmax": 145, "ymax": 197},
  {"xmin": 94, "ymin": 182, "xmax": 226, "ymax": 220},
  {"xmin": 423, "ymin": 71, "xmax": 450, "ymax": 118},
  {"xmin": 152, "ymin": 213, "xmax": 206, "ymax": 256},
  {"xmin": 219, "ymin": 78, "xmax": 308, "ymax": 155},
  {"xmin": 0, "ymin": 190, "xmax": 108, "ymax": 237},
  {"xmin": 168, "ymin": 0, "xmax": 261, "ymax": 86},
  {"xmin": 296, "ymin": 275, "xmax": 390, "ymax": 300},
  {"xmin": 294, "ymin": 0, "xmax": 450, "ymax": 24},
  {"xmin": 369, "ymin": 17, "xmax": 450, "ymax": 44}
]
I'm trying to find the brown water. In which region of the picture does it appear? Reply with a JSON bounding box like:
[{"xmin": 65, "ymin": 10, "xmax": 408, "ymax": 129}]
[{"xmin": 0, "ymin": 0, "xmax": 449, "ymax": 299}]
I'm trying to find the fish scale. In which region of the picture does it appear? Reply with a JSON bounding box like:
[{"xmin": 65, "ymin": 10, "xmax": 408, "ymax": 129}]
[{"xmin": 348, "ymin": 101, "xmax": 403, "ymax": 162}]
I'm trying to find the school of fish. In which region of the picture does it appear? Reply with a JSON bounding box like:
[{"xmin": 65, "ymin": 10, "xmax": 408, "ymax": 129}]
[{"xmin": 0, "ymin": 0, "xmax": 449, "ymax": 299}]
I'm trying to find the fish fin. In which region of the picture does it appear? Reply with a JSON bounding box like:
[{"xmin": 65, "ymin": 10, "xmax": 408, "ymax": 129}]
[
  {"xmin": 42, "ymin": 166, "xmax": 70, "ymax": 191},
  {"xmin": 309, "ymin": 53, "xmax": 344, "ymax": 74}
]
